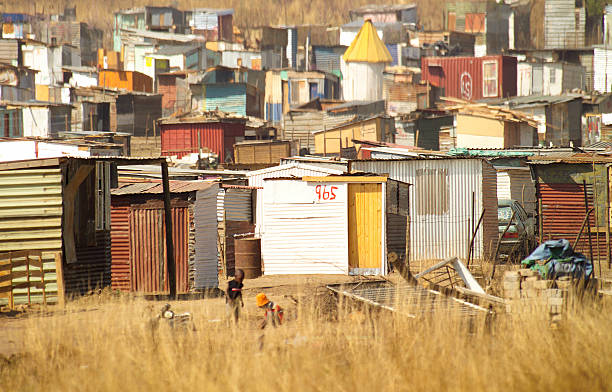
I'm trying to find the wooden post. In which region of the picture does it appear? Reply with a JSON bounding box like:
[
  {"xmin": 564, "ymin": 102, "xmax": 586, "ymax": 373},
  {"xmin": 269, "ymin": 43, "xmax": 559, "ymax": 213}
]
[
  {"xmin": 8, "ymin": 253, "xmax": 13, "ymax": 310},
  {"xmin": 55, "ymin": 252, "xmax": 64, "ymax": 307},
  {"xmin": 583, "ymin": 180, "xmax": 595, "ymax": 275},
  {"xmin": 161, "ymin": 160, "xmax": 177, "ymax": 299},
  {"xmin": 404, "ymin": 215, "xmax": 410, "ymax": 267},
  {"xmin": 26, "ymin": 254, "xmax": 30, "ymax": 306}
]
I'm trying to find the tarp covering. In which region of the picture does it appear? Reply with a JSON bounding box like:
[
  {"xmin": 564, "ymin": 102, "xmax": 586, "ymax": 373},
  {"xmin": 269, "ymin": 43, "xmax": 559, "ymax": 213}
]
[
  {"xmin": 521, "ymin": 239, "xmax": 593, "ymax": 280},
  {"xmin": 342, "ymin": 20, "xmax": 392, "ymax": 63}
]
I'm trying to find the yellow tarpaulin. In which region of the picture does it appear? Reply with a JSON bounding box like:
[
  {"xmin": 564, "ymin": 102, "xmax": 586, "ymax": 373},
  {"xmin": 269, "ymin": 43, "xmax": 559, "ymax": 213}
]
[{"xmin": 343, "ymin": 20, "xmax": 393, "ymax": 63}]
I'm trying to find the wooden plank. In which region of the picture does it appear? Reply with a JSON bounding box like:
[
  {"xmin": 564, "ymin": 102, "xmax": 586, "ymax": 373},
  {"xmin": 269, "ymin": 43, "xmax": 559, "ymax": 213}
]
[
  {"xmin": 54, "ymin": 252, "xmax": 64, "ymax": 307},
  {"xmin": 0, "ymin": 250, "xmax": 42, "ymax": 260},
  {"xmin": 303, "ymin": 176, "xmax": 388, "ymax": 183},
  {"xmin": 0, "ymin": 273, "xmax": 12, "ymax": 284},
  {"xmin": 414, "ymin": 257, "xmax": 457, "ymax": 279}
]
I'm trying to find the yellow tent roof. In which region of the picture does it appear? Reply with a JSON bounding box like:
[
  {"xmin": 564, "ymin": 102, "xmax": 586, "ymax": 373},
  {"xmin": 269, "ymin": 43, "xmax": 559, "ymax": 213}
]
[{"xmin": 342, "ymin": 20, "xmax": 393, "ymax": 63}]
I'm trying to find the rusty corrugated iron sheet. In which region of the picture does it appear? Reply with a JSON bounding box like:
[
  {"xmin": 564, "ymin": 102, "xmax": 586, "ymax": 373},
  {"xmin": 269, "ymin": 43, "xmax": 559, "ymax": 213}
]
[
  {"xmin": 110, "ymin": 198, "xmax": 131, "ymax": 291},
  {"xmin": 129, "ymin": 207, "xmax": 190, "ymax": 294},
  {"xmin": 538, "ymin": 182, "xmax": 608, "ymax": 259},
  {"xmin": 222, "ymin": 221, "xmax": 255, "ymax": 277}
]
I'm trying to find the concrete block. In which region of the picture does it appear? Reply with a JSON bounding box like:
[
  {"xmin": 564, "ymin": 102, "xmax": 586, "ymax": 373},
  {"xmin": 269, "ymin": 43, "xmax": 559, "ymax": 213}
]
[
  {"xmin": 548, "ymin": 297, "xmax": 563, "ymax": 306},
  {"xmin": 503, "ymin": 281, "xmax": 521, "ymax": 291},
  {"xmin": 556, "ymin": 280, "xmax": 572, "ymax": 290},
  {"xmin": 504, "ymin": 271, "xmax": 521, "ymax": 282},
  {"xmin": 519, "ymin": 268, "xmax": 537, "ymax": 277},
  {"xmin": 534, "ymin": 280, "xmax": 553, "ymax": 290}
]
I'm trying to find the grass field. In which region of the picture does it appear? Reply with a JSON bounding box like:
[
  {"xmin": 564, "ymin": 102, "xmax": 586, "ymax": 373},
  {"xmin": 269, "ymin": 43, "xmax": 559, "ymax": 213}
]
[
  {"xmin": 1, "ymin": 284, "xmax": 611, "ymax": 391},
  {"xmin": 2, "ymin": 0, "xmax": 444, "ymax": 42}
]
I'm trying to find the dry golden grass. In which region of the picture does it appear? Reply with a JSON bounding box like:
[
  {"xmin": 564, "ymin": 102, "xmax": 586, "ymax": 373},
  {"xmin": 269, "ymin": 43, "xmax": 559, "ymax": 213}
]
[
  {"xmin": 2, "ymin": 0, "xmax": 444, "ymax": 42},
  {"xmin": 1, "ymin": 287, "xmax": 611, "ymax": 391}
]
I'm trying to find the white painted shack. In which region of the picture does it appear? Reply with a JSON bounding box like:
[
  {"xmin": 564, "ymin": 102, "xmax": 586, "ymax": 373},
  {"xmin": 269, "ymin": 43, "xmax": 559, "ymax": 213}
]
[
  {"xmin": 349, "ymin": 158, "xmax": 499, "ymax": 265},
  {"xmin": 261, "ymin": 175, "xmax": 409, "ymax": 275},
  {"xmin": 246, "ymin": 163, "xmax": 345, "ymax": 236}
]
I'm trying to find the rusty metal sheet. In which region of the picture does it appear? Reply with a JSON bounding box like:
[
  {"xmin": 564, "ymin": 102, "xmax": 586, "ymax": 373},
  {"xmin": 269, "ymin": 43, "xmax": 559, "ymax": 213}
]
[
  {"xmin": 538, "ymin": 182, "xmax": 608, "ymax": 260},
  {"xmin": 129, "ymin": 206, "xmax": 190, "ymax": 294},
  {"xmin": 110, "ymin": 198, "xmax": 131, "ymax": 291}
]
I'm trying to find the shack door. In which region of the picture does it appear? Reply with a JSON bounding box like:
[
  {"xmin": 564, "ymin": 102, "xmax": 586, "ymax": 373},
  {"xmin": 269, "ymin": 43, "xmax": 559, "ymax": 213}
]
[
  {"xmin": 130, "ymin": 207, "xmax": 190, "ymax": 294},
  {"xmin": 348, "ymin": 183, "xmax": 382, "ymax": 274}
]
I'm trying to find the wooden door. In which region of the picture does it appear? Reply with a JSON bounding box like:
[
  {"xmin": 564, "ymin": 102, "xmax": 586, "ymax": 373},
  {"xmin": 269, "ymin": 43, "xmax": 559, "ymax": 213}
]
[{"xmin": 348, "ymin": 183, "xmax": 382, "ymax": 271}]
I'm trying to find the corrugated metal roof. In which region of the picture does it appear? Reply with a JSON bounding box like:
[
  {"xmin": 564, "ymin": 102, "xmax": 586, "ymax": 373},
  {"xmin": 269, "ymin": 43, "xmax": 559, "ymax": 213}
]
[
  {"xmin": 111, "ymin": 180, "xmax": 216, "ymax": 195},
  {"xmin": 343, "ymin": 20, "xmax": 392, "ymax": 63},
  {"xmin": 155, "ymin": 44, "xmax": 202, "ymax": 56}
]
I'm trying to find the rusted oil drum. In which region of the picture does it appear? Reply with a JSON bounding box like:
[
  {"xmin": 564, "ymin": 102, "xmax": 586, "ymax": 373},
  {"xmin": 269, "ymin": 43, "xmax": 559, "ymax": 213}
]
[{"xmin": 234, "ymin": 238, "xmax": 262, "ymax": 279}]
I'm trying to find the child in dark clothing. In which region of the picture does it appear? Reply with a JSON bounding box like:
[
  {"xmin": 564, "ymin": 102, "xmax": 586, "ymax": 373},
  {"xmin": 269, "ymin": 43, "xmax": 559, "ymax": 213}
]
[{"xmin": 226, "ymin": 269, "xmax": 244, "ymax": 323}]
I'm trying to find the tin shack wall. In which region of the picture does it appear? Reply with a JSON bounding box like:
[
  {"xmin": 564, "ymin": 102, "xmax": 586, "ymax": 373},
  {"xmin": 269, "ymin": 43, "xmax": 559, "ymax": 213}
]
[
  {"xmin": 247, "ymin": 163, "xmax": 345, "ymax": 236},
  {"xmin": 350, "ymin": 158, "xmax": 498, "ymax": 265},
  {"xmin": 194, "ymin": 185, "xmax": 219, "ymax": 289},
  {"xmin": 0, "ymin": 166, "xmax": 62, "ymax": 306},
  {"xmin": 261, "ymin": 179, "xmax": 350, "ymax": 274},
  {"xmin": 532, "ymin": 162, "xmax": 609, "ymax": 264}
]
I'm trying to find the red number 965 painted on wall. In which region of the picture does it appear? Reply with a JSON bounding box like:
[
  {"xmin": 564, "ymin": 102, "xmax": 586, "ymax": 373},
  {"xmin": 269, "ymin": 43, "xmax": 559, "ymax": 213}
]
[{"xmin": 315, "ymin": 185, "xmax": 337, "ymax": 201}]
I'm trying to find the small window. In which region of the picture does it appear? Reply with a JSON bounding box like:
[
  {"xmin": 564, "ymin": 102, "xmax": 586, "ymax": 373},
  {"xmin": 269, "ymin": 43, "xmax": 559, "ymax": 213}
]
[
  {"xmin": 549, "ymin": 67, "xmax": 556, "ymax": 84},
  {"xmin": 95, "ymin": 162, "xmax": 111, "ymax": 231},
  {"xmin": 414, "ymin": 168, "xmax": 449, "ymax": 215},
  {"xmin": 482, "ymin": 60, "xmax": 498, "ymax": 97}
]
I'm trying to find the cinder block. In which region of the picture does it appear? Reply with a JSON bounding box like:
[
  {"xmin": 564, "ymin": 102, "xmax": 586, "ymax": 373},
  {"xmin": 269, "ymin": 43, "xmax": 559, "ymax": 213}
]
[
  {"xmin": 505, "ymin": 289, "xmax": 521, "ymax": 299},
  {"xmin": 519, "ymin": 268, "xmax": 537, "ymax": 277},
  {"xmin": 504, "ymin": 271, "xmax": 521, "ymax": 282},
  {"xmin": 556, "ymin": 280, "xmax": 572, "ymax": 289},
  {"xmin": 503, "ymin": 281, "xmax": 521, "ymax": 291},
  {"xmin": 548, "ymin": 297, "xmax": 563, "ymax": 306},
  {"xmin": 534, "ymin": 280, "xmax": 553, "ymax": 290}
]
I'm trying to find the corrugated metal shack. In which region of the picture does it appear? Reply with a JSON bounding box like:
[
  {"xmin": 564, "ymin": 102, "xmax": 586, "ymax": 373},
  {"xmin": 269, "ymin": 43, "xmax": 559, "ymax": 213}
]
[
  {"xmin": 349, "ymin": 4, "xmax": 417, "ymax": 24},
  {"xmin": 484, "ymin": 95, "xmax": 583, "ymax": 147},
  {"xmin": 216, "ymin": 184, "xmax": 255, "ymax": 277},
  {"xmin": 261, "ymin": 175, "xmax": 409, "ymax": 275},
  {"xmin": 444, "ymin": 1, "xmax": 511, "ymax": 55},
  {"xmin": 5, "ymin": 102, "xmax": 73, "ymax": 138},
  {"xmin": 383, "ymin": 69, "xmax": 433, "ymax": 116},
  {"xmin": 421, "ymin": 56, "xmax": 517, "ymax": 101},
  {"xmin": 528, "ymin": 155, "xmax": 612, "ymax": 267},
  {"xmin": 543, "ymin": 0, "xmax": 585, "ymax": 49},
  {"xmin": 349, "ymin": 158, "xmax": 499, "ymax": 268},
  {"xmin": 157, "ymin": 70, "xmax": 198, "ymax": 117},
  {"xmin": 445, "ymin": 103, "xmax": 538, "ymax": 149},
  {"xmin": 116, "ymin": 91, "xmax": 162, "ymax": 137},
  {"xmin": 313, "ymin": 115, "xmax": 395, "ymax": 155},
  {"xmin": 281, "ymin": 100, "xmax": 386, "ymax": 153},
  {"xmin": 110, "ymin": 181, "xmax": 219, "ymax": 293},
  {"xmin": 517, "ymin": 61, "xmax": 586, "ymax": 96},
  {"xmin": 0, "ymin": 63, "xmax": 36, "ymax": 102},
  {"xmin": 394, "ymin": 110, "xmax": 454, "ymax": 150},
  {"xmin": 188, "ymin": 8, "xmax": 233, "ymax": 41},
  {"xmin": 0, "ymin": 156, "xmax": 164, "ymax": 306},
  {"xmin": 234, "ymin": 140, "xmax": 292, "ymax": 165},
  {"xmin": 159, "ymin": 111, "xmax": 246, "ymax": 162},
  {"xmin": 98, "ymin": 70, "xmax": 153, "ymax": 93},
  {"xmin": 246, "ymin": 163, "xmax": 345, "ymax": 236}
]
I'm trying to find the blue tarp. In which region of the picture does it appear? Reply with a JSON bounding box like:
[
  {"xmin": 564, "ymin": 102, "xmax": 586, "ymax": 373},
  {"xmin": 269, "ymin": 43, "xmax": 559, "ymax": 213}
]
[{"xmin": 521, "ymin": 239, "xmax": 593, "ymax": 280}]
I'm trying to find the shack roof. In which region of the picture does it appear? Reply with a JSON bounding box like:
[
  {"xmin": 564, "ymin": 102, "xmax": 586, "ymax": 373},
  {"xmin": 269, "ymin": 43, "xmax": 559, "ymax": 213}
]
[
  {"xmin": 111, "ymin": 180, "xmax": 215, "ymax": 195},
  {"xmin": 442, "ymin": 97, "xmax": 539, "ymax": 127},
  {"xmin": 192, "ymin": 8, "xmax": 234, "ymax": 16},
  {"xmin": 342, "ymin": 20, "xmax": 392, "ymax": 63},
  {"xmin": 527, "ymin": 153, "xmax": 612, "ymax": 165},
  {"xmin": 158, "ymin": 110, "xmax": 247, "ymax": 125},
  {"xmin": 154, "ymin": 44, "xmax": 203, "ymax": 56},
  {"xmin": 350, "ymin": 4, "xmax": 417, "ymax": 13},
  {"xmin": 0, "ymin": 156, "xmax": 164, "ymax": 171}
]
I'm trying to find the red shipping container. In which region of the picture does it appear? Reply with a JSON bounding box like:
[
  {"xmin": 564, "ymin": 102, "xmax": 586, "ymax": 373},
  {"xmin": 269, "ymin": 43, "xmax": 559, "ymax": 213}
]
[
  {"xmin": 160, "ymin": 119, "xmax": 246, "ymax": 162},
  {"xmin": 421, "ymin": 56, "xmax": 517, "ymax": 101}
]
